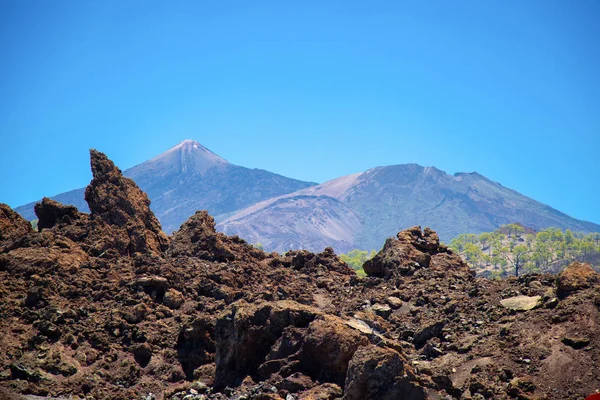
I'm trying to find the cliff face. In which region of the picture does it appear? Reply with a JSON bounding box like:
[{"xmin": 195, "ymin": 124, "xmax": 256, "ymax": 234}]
[{"xmin": 1, "ymin": 150, "xmax": 599, "ymax": 400}]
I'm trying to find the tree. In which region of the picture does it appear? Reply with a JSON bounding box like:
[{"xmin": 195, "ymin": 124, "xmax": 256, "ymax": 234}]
[
  {"xmin": 500, "ymin": 244, "xmax": 531, "ymax": 277},
  {"xmin": 479, "ymin": 232, "xmax": 492, "ymax": 255},
  {"xmin": 339, "ymin": 249, "xmax": 376, "ymax": 276},
  {"xmin": 463, "ymin": 242, "xmax": 483, "ymax": 267}
]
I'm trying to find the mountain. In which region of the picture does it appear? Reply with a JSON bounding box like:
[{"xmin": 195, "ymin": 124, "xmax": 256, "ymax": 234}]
[
  {"xmin": 218, "ymin": 164, "xmax": 600, "ymax": 253},
  {"xmin": 15, "ymin": 140, "xmax": 316, "ymax": 233}
]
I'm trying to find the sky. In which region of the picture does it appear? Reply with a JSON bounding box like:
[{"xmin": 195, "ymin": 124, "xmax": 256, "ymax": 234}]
[{"xmin": 0, "ymin": 0, "xmax": 599, "ymax": 224}]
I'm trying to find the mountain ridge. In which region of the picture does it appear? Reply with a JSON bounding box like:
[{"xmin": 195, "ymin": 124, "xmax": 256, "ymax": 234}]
[
  {"xmin": 14, "ymin": 141, "xmax": 600, "ymax": 250},
  {"xmin": 218, "ymin": 163, "xmax": 600, "ymax": 253},
  {"xmin": 15, "ymin": 140, "xmax": 317, "ymax": 233}
]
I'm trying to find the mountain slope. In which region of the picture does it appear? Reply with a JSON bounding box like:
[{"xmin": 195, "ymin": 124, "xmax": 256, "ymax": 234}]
[
  {"xmin": 15, "ymin": 140, "xmax": 316, "ymax": 233},
  {"xmin": 218, "ymin": 164, "xmax": 600, "ymax": 252}
]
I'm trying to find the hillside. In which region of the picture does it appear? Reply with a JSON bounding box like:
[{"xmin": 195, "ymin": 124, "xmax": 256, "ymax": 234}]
[
  {"xmin": 219, "ymin": 164, "xmax": 600, "ymax": 253},
  {"xmin": 449, "ymin": 223, "xmax": 600, "ymax": 278},
  {"xmin": 1, "ymin": 149, "xmax": 600, "ymax": 400},
  {"xmin": 15, "ymin": 140, "xmax": 316, "ymax": 233}
]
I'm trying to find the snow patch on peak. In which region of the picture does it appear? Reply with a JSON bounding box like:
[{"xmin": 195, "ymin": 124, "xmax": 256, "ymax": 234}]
[{"xmin": 139, "ymin": 139, "xmax": 229, "ymax": 176}]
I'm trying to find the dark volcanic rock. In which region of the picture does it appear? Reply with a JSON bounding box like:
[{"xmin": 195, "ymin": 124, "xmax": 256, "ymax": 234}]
[
  {"xmin": 168, "ymin": 210, "xmax": 268, "ymax": 263},
  {"xmin": 288, "ymin": 247, "xmax": 355, "ymax": 275},
  {"xmin": 363, "ymin": 226, "xmax": 469, "ymax": 279},
  {"xmin": 84, "ymin": 149, "xmax": 169, "ymax": 255},
  {"xmin": 34, "ymin": 197, "xmax": 82, "ymax": 231},
  {"xmin": 0, "ymin": 203, "xmax": 32, "ymax": 241},
  {"xmin": 344, "ymin": 345, "xmax": 427, "ymax": 400}
]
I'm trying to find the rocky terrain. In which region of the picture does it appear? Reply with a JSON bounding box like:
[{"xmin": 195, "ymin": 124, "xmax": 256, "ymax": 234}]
[{"xmin": 1, "ymin": 150, "xmax": 599, "ymax": 400}]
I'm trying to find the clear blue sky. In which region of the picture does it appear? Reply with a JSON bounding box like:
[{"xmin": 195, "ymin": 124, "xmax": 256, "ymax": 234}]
[{"xmin": 1, "ymin": 0, "xmax": 599, "ymax": 223}]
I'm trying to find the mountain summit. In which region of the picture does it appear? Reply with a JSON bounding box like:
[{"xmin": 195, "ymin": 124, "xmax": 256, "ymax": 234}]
[
  {"xmin": 15, "ymin": 140, "xmax": 316, "ymax": 233},
  {"xmin": 132, "ymin": 139, "xmax": 229, "ymax": 177}
]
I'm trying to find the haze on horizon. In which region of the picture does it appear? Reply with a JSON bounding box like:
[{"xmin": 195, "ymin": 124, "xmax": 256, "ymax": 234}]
[{"xmin": 0, "ymin": 0, "xmax": 598, "ymax": 223}]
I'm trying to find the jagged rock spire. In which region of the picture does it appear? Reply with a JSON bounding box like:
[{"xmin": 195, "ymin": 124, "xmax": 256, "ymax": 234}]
[{"xmin": 85, "ymin": 149, "xmax": 169, "ymax": 254}]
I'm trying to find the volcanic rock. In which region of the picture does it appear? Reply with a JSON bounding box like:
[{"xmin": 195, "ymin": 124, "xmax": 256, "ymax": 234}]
[
  {"xmin": 363, "ymin": 226, "xmax": 469, "ymax": 278},
  {"xmin": 33, "ymin": 197, "xmax": 82, "ymax": 231},
  {"xmin": 344, "ymin": 345, "xmax": 427, "ymax": 400},
  {"xmin": 1, "ymin": 149, "xmax": 600, "ymax": 400},
  {"xmin": 0, "ymin": 203, "xmax": 32, "ymax": 241},
  {"xmin": 556, "ymin": 261, "xmax": 599, "ymax": 298},
  {"xmin": 85, "ymin": 149, "xmax": 169, "ymax": 255}
]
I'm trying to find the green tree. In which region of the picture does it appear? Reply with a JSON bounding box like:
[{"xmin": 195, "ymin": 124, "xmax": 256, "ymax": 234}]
[{"xmin": 339, "ymin": 249, "xmax": 376, "ymax": 277}]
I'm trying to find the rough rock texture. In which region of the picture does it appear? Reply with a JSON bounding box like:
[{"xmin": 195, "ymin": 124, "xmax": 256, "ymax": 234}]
[
  {"xmin": 1, "ymin": 150, "xmax": 600, "ymax": 400},
  {"xmin": 168, "ymin": 210, "xmax": 264, "ymax": 263},
  {"xmin": 0, "ymin": 204, "xmax": 32, "ymax": 241},
  {"xmin": 344, "ymin": 345, "xmax": 426, "ymax": 400},
  {"xmin": 363, "ymin": 226, "xmax": 470, "ymax": 278},
  {"xmin": 556, "ymin": 261, "xmax": 599, "ymax": 298},
  {"xmin": 34, "ymin": 197, "xmax": 82, "ymax": 232},
  {"xmin": 85, "ymin": 149, "xmax": 169, "ymax": 255}
]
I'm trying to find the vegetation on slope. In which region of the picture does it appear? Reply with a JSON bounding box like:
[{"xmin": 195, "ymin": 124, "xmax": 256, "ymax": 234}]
[{"xmin": 448, "ymin": 223, "xmax": 600, "ymax": 277}]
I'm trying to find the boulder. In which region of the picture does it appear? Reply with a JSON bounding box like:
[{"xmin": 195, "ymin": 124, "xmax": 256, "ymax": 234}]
[
  {"xmin": 168, "ymin": 210, "xmax": 235, "ymax": 262},
  {"xmin": 214, "ymin": 300, "xmax": 318, "ymax": 388},
  {"xmin": 363, "ymin": 226, "xmax": 469, "ymax": 279},
  {"xmin": 344, "ymin": 345, "xmax": 427, "ymax": 400},
  {"xmin": 556, "ymin": 262, "xmax": 599, "ymax": 298}
]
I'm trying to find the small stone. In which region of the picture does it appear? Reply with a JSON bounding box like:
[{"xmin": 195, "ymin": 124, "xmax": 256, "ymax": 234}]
[
  {"xmin": 545, "ymin": 298, "xmax": 559, "ymax": 309},
  {"xmin": 189, "ymin": 388, "xmax": 198, "ymax": 395},
  {"xmin": 371, "ymin": 303, "xmax": 392, "ymax": 318},
  {"xmin": 500, "ymin": 295, "xmax": 541, "ymax": 311},
  {"xmin": 528, "ymin": 280, "xmax": 543, "ymax": 290},
  {"xmin": 562, "ymin": 336, "xmax": 590, "ymax": 350},
  {"xmin": 385, "ymin": 296, "xmax": 403, "ymax": 309},
  {"xmin": 163, "ymin": 288, "xmax": 185, "ymax": 309}
]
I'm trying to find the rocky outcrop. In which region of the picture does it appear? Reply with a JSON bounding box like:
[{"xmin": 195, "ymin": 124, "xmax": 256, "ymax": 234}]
[
  {"xmin": 556, "ymin": 261, "xmax": 599, "ymax": 298},
  {"xmin": 33, "ymin": 197, "xmax": 82, "ymax": 231},
  {"xmin": 169, "ymin": 210, "xmax": 245, "ymax": 262},
  {"xmin": 0, "ymin": 203, "xmax": 32, "ymax": 241},
  {"xmin": 214, "ymin": 300, "xmax": 427, "ymax": 398},
  {"xmin": 84, "ymin": 149, "xmax": 169, "ymax": 255},
  {"xmin": 363, "ymin": 226, "xmax": 470, "ymax": 278},
  {"xmin": 286, "ymin": 247, "xmax": 355, "ymax": 276}
]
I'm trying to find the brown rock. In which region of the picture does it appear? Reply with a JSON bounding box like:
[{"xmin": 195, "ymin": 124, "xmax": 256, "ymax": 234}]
[
  {"xmin": 299, "ymin": 316, "xmax": 370, "ymax": 387},
  {"xmin": 298, "ymin": 383, "xmax": 343, "ymax": 400},
  {"xmin": 344, "ymin": 345, "xmax": 427, "ymax": 400},
  {"xmin": 288, "ymin": 247, "xmax": 355, "ymax": 275},
  {"xmin": 84, "ymin": 149, "xmax": 169, "ymax": 255},
  {"xmin": 557, "ymin": 262, "xmax": 599, "ymax": 298},
  {"xmin": 214, "ymin": 300, "xmax": 319, "ymax": 388},
  {"xmin": 0, "ymin": 203, "xmax": 32, "ymax": 241},
  {"xmin": 363, "ymin": 226, "xmax": 469, "ymax": 279},
  {"xmin": 163, "ymin": 288, "xmax": 185, "ymax": 309},
  {"xmin": 34, "ymin": 197, "xmax": 82, "ymax": 231},
  {"xmin": 168, "ymin": 210, "xmax": 235, "ymax": 262}
]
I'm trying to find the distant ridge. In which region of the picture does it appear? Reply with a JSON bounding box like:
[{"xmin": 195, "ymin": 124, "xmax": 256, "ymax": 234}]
[
  {"xmin": 15, "ymin": 140, "xmax": 317, "ymax": 233},
  {"xmin": 15, "ymin": 142, "xmax": 600, "ymax": 252},
  {"xmin": 218, "ymin": 164, "xmax": 600, "ymax": 253}
]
